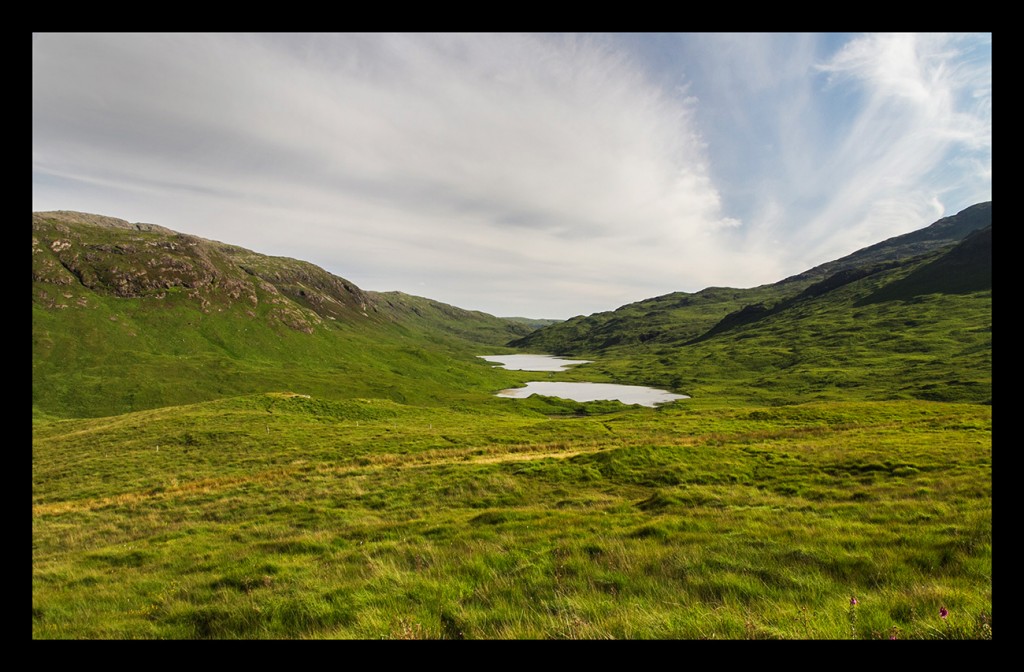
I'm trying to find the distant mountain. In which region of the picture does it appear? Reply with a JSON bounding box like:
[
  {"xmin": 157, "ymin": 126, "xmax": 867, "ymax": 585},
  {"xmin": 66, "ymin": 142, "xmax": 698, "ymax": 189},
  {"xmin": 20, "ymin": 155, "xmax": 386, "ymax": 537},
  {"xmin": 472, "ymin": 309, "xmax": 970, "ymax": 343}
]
[
  {"xmin": 510, "ymin": 202, "xmax": 991, "ymax": 405},
  {"xmin": 32, "ymin": 202, "xmax": 992, "ymax": 417},
  {"xmin": 34, "ymin": 211, "xmax": 373, "ymax": 331},
  {"xmin": 780, "ymin": 201, "xmax": 992, "ymax": 284},
  {"xmin": 367, "ymin": 290, "xmax": 541, "ymax": 345},
  {"xmin": 857, "ymin": 223, "xmax": 992, "ymax": 304},
  {"xmin": 501, "ymin": 316, "xmax": 563, "ymax": 330},
  {"xmin": 32, "ymin": 211, "xmax": 543, "ymax": 418},
  {"xmin": 33, "ymin": 211, "xmax": 538, "ymax": 338},
  {"xmin": 510, "ymin": 202, "xmax": 991, "ymax": 354}
]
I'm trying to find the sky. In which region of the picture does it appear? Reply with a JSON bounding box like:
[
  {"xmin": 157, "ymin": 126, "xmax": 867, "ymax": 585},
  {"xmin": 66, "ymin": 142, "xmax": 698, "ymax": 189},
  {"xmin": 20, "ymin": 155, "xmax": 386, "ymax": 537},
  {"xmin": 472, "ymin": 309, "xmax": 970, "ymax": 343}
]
[{"xmin": 32, "ymin": 33, "xmax": 992, "ymax": 320}]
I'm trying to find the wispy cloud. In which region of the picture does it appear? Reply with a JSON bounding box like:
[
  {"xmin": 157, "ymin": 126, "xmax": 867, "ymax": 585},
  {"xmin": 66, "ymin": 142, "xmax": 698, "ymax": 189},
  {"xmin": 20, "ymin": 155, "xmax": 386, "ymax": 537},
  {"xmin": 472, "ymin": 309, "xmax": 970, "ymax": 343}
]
[
  {"xmin": 33, "ymin": 33, "xmax": 991, "ymax": 318},
  {"xmin": 797, "ymin": 33, "xmax": 992, "ymax": 262}
]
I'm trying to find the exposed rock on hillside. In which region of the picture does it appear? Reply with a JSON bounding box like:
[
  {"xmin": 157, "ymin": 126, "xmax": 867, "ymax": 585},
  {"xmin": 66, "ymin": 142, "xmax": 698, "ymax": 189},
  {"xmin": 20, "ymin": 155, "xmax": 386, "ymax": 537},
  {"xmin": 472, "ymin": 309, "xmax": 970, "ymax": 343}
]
[
  {"xmin": 32, "ymin": 211, "xmax": 535, "ymax": 342},
  {"xmin": 32, "ymin": 211, "xmax": 376, "ymax": 333}
]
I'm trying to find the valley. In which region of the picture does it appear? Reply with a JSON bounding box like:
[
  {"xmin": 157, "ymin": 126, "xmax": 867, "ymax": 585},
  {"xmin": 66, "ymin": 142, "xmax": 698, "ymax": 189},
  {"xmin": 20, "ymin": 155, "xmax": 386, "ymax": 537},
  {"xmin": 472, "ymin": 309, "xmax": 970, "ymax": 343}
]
[{"xmin": 32, "ymin": 205, "xmax": 992, "ymax": 639}]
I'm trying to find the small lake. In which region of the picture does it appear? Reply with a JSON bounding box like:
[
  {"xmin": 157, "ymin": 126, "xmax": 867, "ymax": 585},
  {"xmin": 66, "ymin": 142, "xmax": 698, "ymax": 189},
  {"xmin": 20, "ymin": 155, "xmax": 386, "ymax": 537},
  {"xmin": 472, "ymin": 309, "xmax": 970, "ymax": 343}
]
[
  {"xmin": 496, "ymin": 381, "xmax": 689, "ymax": 407},
  {"xmin": 478, "ymin": 354, "xmax": 592, "ymax": 371},
  {"xmin": 480, "ymin": 354, "xmax": 688, "ymax": 407}
]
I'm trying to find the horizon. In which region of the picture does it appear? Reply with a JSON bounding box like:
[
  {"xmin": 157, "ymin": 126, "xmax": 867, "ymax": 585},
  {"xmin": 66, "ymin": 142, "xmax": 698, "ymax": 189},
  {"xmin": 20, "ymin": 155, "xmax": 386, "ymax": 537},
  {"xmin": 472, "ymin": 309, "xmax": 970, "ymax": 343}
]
[{"xmin": 33, "ymin": 33, "xmax": 992, "ymax": 320}]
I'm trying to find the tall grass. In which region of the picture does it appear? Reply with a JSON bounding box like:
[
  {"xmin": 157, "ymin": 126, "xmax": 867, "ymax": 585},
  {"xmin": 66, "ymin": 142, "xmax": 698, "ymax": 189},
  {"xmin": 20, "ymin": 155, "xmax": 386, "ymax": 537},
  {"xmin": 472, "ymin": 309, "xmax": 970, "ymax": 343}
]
[{"xmin": 33, "ymin": 397, "xmax": 991, "ymax": 639}]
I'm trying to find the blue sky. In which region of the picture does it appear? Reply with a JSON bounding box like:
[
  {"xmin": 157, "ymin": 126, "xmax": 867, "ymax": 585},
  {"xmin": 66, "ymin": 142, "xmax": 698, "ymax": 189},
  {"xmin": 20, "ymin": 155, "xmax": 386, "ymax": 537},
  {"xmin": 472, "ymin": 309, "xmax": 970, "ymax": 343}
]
[{"xmin": 32, "ymin": 33, "xmax": 991, "ymax": 319}]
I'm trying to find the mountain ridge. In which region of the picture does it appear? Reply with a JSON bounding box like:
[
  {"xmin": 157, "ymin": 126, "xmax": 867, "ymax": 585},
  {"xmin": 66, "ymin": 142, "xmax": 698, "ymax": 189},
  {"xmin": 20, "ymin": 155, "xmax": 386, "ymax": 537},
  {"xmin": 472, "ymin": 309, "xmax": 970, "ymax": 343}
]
[
  {"xmin": 779, "ymin": 201, "xmax": 993, "ymax": 285},
  {"xmin": 33, "ymin": 210, "xmax": 538, "ymax": 336},
  {"xmin": 510, "ymin": 202, "xmax": 992, "ymax": 355},
  {"xmin": 32, "ymin": 211, "xmax": 543, "ymax": 418},
  {"xmin": 32, "ymin": 202, "xmax": 992, "ymax": 416}
]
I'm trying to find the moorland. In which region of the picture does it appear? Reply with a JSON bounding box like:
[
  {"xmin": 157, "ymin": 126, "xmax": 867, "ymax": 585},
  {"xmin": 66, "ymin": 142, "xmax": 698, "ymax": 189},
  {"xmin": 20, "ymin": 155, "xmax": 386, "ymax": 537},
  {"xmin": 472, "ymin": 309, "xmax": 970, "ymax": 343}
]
[{"xmin": 32, "ymin": 204, "xmax": 991, "ymax": 639}]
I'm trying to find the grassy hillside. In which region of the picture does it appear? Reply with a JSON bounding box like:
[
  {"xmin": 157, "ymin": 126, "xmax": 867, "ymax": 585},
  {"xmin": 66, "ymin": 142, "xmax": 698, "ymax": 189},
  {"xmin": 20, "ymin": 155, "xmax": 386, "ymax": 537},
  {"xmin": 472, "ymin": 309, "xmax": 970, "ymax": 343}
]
[
  {"xmin": 859, "ymin": 224, "xmax": 992, "ymax": 304},
  {"xmin": 368, "ymin": 290, "xmax": 540, "ymax": 346},
  {"xmin": 781, "ymin": 201, "xmax": 992, "ymax": 283},
  {"xmin": 32, "ymin": 206, "xmax": 992, "ymax": 639},
  {"xmin": 509, "ymin": 285, "xmax": 795, "ymax": 354},
  {"xmin": 510, "ymin": 204, "xmax": 992, "ymax": 407},
  {"xmin": 32, "ymin": 212, "xmax": 544, "ymax": 418}
]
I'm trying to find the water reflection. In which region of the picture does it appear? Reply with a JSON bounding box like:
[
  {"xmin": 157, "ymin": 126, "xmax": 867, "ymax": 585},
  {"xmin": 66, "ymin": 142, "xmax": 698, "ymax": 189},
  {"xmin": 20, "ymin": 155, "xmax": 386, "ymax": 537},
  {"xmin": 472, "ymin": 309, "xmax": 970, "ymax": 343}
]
[
  {"xmin": 496, "ymin": 381, "xmax": 689, "ymax": 407},
  {"xmin": 478, "ymin": 354, "xmax": 592, "ymax": 371}
]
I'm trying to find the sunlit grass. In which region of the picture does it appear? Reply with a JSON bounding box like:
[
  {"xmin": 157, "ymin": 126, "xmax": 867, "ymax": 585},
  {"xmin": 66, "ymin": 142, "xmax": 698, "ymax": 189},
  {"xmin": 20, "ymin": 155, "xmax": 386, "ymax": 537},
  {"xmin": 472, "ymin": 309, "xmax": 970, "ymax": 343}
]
[{"xmin": 33, "ymin": 397, "xmax": 990, "ymax": 639}]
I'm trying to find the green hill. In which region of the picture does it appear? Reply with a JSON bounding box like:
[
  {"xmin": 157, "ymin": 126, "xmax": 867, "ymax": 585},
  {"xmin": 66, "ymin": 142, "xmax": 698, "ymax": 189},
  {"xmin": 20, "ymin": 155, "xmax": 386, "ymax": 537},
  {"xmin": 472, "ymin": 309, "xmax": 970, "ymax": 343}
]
[
  {"xmin": 32, "ymin": 205, "xmax": 992, "ymax": 640},
  {"xmin": 509, "ymin": 202, "xmax": 992, "ymax": 405},
  {"xmin": 32, "ymin": 211, "xmax": 543, "ymax": 418},
  {"xmin": 367, "ymin": 290, "xmax": 541, "ymax": 346},
  {"xmin": 782, "ymin": 201, "xmax": 992, "ymax": 283},
  {"xmin": 858, "ymin": 224, "xmax": 992, "ymax": 304}
]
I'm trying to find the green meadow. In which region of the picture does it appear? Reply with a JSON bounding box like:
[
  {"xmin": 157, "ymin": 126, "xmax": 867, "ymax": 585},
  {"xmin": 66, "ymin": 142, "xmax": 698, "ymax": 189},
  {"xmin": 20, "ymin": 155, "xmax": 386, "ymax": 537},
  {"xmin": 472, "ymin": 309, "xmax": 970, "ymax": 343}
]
[
  {"xmin": 31, "ymin": 211, "xmax": 991, "ymax": 639},
  {"xmin": 33, "ymin": 392, "xmax": 991, "ymax": 639}
]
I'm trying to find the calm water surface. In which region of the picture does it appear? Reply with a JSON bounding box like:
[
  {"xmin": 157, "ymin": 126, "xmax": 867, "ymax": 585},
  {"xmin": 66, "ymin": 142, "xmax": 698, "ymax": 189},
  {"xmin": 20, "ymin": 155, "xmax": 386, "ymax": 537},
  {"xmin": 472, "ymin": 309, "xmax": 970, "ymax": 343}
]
[
  {"xmin": 480, "ymin": 354, "xmax": 688, "ymax": 407},
  {"xmin": 478, "ymin": 354, "xmax": 592, "ymax": 371},
  {"xmin": 496, "ymin": 381, "xmax": 688, "ymax": 407}
]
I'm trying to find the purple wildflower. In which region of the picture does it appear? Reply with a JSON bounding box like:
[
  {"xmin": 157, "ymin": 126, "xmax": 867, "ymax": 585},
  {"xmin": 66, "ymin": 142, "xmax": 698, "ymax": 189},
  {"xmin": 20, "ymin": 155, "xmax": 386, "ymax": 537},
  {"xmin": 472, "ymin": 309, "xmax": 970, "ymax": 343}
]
[
  {"xmin": 939, "ymin": 606, "xmax": 949, "ymax": 620},
  {"xmin": 850, "ymin": 596, "xmax": 858, "ymax": 606}
]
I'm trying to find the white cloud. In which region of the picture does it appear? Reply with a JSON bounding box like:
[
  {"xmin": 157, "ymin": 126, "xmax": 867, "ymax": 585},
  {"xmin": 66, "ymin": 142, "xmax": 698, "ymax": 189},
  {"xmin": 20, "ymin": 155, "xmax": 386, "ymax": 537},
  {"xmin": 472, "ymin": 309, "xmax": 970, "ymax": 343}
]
[
  {"xmin": 798, "ymin": 33, "xmax": 992, "ymax": 261},
  {"xmin": 32, "ymin": 33, "xmax": 991, "ymax": 319}
]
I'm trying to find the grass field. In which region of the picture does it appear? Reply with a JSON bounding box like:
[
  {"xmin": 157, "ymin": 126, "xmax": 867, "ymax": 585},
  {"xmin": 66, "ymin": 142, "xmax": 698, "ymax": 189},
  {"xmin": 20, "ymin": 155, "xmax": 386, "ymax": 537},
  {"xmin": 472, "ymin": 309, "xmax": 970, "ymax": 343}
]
[
  {"xmin": 31, "ymin": 211, "xmax": 992, "ymax": 639},
  {"xmin": 32, "ymin": 394, "xmax": 991, "ymax": 639}
]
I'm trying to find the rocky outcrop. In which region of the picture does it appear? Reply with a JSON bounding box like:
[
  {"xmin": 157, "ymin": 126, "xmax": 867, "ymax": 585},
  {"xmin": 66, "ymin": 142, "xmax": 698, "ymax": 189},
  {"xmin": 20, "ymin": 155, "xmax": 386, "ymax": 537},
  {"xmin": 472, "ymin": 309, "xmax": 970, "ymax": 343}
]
[{"xmin": 31, "ymin": 211, "xmax": 374, "ymax": 333}]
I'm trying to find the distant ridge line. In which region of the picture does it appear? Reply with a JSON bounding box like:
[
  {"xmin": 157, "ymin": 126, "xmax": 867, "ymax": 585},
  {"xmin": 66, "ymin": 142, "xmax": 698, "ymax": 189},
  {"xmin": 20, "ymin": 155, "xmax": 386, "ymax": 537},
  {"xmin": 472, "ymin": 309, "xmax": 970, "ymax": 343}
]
[{"xmin": 33, "ymin": 210, "xmax": 175, "ymax": 234}]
